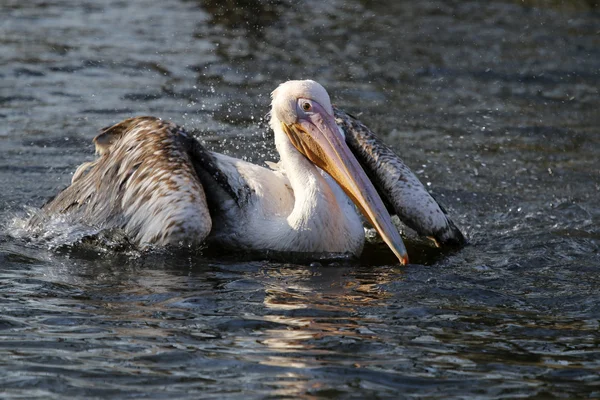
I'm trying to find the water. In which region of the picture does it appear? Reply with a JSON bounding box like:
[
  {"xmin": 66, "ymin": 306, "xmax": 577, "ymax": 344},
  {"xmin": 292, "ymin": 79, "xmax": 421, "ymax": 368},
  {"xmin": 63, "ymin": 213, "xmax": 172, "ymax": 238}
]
[{"xmin": 1, "ymin": 0, "xmax": 599, "ymax": 398}]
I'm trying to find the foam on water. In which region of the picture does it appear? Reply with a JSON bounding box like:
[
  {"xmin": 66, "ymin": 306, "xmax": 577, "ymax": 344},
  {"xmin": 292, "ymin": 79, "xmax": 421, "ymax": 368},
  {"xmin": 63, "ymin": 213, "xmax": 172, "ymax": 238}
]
[{"xmin": 7, "ymin": 209, "xmax": 104, "ymax": 249}]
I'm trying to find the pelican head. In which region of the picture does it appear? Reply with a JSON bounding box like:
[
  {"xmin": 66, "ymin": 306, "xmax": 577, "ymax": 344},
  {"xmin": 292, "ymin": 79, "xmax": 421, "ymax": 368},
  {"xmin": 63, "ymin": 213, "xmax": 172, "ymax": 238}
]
[{"xmin": 270, "ymin": 80, "xmax": 409, "ymax": 265}]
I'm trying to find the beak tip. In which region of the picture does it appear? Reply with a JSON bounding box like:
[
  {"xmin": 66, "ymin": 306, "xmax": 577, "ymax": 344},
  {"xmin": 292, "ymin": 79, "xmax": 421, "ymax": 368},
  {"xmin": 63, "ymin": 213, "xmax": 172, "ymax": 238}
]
[{"xmin": 392, "ymin": 242, "xmax": 409, "ymax": 266}]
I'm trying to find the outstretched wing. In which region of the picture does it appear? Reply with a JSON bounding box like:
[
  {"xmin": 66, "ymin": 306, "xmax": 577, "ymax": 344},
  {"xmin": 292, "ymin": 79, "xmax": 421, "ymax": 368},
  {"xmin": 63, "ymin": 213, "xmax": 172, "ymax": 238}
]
[
  {"xmin": 33, "ymin": 117, "xmax": 212, "ymax": 247},
  {"xmin": 334, "ymin": 107, "xmax": 467, "ymax": 247}
]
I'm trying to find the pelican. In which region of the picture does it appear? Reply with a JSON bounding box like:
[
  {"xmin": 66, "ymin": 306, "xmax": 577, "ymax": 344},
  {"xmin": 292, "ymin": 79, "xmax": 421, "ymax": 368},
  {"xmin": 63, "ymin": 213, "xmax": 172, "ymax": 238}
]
[{"xmin": 30, "ymin": 80, "xmax": 465, "ymax": 264}]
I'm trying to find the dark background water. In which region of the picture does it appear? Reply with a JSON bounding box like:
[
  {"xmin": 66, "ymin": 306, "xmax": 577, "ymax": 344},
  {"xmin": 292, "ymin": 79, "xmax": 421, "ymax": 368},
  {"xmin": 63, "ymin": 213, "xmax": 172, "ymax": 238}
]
[{"xmin": 1, "ymin": 0, "xmax": 599, "ymax": 398}]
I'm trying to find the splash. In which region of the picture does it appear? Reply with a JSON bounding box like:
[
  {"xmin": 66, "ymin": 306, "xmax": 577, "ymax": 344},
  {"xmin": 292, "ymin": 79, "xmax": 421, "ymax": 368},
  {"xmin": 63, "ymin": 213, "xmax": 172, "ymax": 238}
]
[{"xmin": 6, "ymin": 207, "xmax": 129, "ymax": 252}]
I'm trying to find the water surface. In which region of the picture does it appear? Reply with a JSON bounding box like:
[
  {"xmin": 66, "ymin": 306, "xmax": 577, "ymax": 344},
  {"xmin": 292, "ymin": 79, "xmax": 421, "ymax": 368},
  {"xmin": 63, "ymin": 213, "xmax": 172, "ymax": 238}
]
[{"xmin": 1, "ymin": 0, "xmax": 599, "ymax": 398}]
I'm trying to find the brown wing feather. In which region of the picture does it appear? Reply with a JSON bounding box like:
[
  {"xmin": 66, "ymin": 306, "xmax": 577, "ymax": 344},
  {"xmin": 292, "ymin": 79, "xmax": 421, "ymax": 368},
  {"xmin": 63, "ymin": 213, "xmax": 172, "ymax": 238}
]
[{"xmin": 31, "ymin": 117, "xmax": 212, "ymax": 247}]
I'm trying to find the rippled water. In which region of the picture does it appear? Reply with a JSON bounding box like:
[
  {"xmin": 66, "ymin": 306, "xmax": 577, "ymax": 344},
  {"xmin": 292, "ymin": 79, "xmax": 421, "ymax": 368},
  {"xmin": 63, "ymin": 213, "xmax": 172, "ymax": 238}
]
[{"xmin": 1, "ymin": 0, "xmax": 599, "ymax": 398}]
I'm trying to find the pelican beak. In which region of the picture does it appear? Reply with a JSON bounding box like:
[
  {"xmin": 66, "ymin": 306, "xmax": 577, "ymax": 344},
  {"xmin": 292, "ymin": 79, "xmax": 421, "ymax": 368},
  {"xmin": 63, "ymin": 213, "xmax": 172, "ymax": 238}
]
[{"xmin": 282, "ymin": 106, "xmax": 409, "ymax": 265}]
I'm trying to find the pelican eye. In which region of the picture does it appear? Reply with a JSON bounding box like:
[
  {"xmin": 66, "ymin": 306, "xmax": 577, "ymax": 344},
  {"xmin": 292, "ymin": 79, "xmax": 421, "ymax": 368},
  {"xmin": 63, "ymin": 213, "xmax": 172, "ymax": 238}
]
[{"xmin": 302, "ymin": 102, "xmax": 311, "ymax": 112}]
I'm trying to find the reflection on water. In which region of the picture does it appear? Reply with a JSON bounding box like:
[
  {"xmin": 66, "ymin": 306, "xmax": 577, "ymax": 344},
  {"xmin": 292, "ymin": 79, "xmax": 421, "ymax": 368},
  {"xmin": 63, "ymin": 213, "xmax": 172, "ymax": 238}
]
[
  {"xmin": 1, "ymin": 235, "xmax": 599, "ymax": 397},
  {"xmin": 1, "ymin": 0, "xmax": 599, "ymax": 398},
  {"xmin": 0, "ymin": 244, "xmax": 408, "ymax": 397}
]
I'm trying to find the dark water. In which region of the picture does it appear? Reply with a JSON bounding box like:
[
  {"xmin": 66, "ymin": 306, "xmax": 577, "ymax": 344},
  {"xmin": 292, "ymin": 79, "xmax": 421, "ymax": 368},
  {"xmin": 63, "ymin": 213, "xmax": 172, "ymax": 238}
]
[{"xmin": 1, "ymin": 0, "xmax": 599, "ymax": 398}]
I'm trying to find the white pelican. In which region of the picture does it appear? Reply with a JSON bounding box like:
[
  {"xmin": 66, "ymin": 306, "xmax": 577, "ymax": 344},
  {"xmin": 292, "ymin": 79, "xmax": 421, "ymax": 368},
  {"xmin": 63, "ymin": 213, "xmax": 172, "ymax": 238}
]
[{"xmin": 30, "ymin": 80, "xmax": 465, "ymax": 264}]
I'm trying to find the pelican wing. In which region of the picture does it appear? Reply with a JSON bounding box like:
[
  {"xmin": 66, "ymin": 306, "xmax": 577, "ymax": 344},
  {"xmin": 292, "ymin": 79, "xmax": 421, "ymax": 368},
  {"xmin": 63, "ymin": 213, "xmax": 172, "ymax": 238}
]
[
  {"xmin": 187, "ymin": 141, "xmax": 254, "ymax": 212},
  {"xmin": 33, "ymin": 117, "xmax": 213, "ymax": 247},
  {"xmin": 334, "ymin": 107, "xmax": 466, "ymax": 247}
]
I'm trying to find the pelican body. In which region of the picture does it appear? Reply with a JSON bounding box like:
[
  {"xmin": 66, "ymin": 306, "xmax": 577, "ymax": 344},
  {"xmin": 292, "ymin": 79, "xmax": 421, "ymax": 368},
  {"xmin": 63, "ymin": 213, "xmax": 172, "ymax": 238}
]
[{"xmin": 31, "ymin": 80, "xmax": 465, "ymax": 264}]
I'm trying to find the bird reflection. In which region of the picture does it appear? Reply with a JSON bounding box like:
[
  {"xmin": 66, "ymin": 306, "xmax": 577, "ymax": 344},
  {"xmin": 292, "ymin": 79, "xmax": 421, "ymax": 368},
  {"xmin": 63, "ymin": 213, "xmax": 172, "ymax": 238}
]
[
  {"xmin": 11, "ymin": 244, "xmax": 406, "ymax": 398},
  {"xmin": 257, "ymin": 264, "xmax": 401, "ymax": 369}
]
